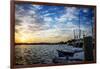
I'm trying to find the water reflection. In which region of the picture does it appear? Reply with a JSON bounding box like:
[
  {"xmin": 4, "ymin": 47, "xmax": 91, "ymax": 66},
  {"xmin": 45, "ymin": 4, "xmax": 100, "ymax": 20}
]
[{"xmin": 15, "ymin": 45, "xmax": 84, "ymax": 65}]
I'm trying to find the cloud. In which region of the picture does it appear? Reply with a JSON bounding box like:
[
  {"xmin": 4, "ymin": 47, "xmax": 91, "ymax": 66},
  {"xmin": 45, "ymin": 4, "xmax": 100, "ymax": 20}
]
[
  {"xmin": 55, "ymin": 7, "xmax": 78, "ymax": 23},
  {"xmin": 15, "ymin": 4, "xmax": 94, "ymax": 43},
  {"xmin": 15, "ymin": 4, "xmax": 48, "ymax": 33},
  {"xmin": 32, "ymin": 5, "xmax": 42, "ymax": 10}
]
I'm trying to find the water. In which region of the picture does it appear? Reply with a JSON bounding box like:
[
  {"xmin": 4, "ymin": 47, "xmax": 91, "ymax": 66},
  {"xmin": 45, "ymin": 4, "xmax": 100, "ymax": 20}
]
[{"xmin": 15, "ymin": 44, "xmax": 84, "ymax": 65}]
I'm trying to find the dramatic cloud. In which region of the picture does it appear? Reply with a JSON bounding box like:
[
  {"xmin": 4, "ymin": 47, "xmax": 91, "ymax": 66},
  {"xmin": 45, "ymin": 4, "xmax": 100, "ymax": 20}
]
[{"xmin": 15, "ymin": 4, "xmax": 94, "ymax": 43}]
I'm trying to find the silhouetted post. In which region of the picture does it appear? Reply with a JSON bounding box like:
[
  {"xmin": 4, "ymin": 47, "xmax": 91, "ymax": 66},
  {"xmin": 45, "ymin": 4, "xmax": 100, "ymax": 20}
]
[{"xmin": 83, "ymin": 36, "xmax": 94, "ymax": 61}]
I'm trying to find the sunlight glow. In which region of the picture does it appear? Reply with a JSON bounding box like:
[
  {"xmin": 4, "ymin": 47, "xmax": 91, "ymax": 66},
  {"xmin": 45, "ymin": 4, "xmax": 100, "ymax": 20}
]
[{"xmin": 15, "ymin": 32, "xmax": 34, "ymax": 43}]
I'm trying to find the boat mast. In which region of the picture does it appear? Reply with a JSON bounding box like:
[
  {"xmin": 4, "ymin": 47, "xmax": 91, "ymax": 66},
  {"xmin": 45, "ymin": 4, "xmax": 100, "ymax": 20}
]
[{"xmin": 79, "ymin": 9, "xmax": 81, "ymax": 39}]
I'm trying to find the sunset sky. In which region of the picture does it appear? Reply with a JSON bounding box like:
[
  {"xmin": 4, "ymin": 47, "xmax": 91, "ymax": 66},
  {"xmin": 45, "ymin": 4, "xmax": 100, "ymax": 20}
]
[{"xmin": 15, "ymin": 3, "xmax": 94, "ymax": 43}]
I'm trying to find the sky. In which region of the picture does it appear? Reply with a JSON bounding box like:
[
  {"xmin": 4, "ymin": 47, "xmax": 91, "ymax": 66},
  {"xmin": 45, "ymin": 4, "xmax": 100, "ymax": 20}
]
[{"xmin": 15, "ymin": 3, "xmax": 95, "ymax": 43}]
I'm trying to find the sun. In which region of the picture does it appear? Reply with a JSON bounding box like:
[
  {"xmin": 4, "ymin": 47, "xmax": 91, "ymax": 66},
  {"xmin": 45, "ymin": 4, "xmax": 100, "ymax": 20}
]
[
  {"xmin": 15, "ymin": 32, "xmax": 34, "ymax": 43},
  {"xmin": 19, "ymin": 35, "xmax": 28, "ymax": 42}
]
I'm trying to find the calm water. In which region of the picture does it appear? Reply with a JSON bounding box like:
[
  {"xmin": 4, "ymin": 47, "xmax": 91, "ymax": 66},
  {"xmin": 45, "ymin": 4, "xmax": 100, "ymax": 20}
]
[{"xmin": 15, "ymin": 45, "xmax": 84, "ymax": 65}]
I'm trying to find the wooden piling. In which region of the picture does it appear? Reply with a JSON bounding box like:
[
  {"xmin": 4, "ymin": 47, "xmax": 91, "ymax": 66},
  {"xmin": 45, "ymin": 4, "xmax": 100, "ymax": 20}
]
[{"xmin": 83, "ymin": 36, "xmax": 94, "ymax": 61}]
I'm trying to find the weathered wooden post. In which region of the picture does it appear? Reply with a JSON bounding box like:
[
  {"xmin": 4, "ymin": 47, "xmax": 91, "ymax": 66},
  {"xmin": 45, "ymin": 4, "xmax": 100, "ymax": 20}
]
[{"xmin": 83, "ymin": 36, "xmax": 94, "ymax": 61}]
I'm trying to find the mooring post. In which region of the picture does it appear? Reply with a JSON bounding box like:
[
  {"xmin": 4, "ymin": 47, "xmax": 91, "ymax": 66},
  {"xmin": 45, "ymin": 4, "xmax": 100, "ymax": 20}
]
[{"xmin": 83, "ymin": 36, "xmax": 94, "ymax": 61}]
